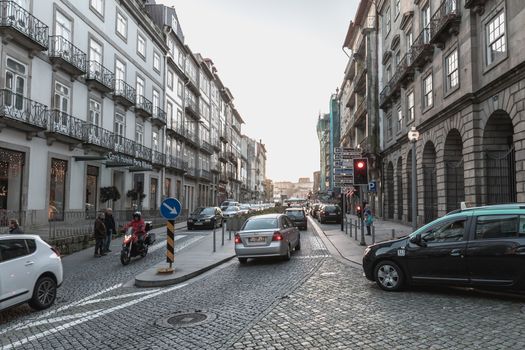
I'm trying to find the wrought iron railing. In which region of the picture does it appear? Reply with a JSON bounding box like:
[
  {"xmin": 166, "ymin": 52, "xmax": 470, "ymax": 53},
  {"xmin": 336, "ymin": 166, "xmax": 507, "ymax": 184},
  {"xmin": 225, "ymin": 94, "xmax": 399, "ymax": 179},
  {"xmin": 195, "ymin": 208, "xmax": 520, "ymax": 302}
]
[
  {"xmin": 410, "ymin": 26, "xmax": 432, "ymax": 64},
  {"xmin": 134, "ymin": 142, "xmax": 152, "ymax": 161},
  {"xmin": 113, "ymin": 134, "xmax": 135, "ymax": 156},
  {"xmin": 201, "ymin": 140, "xmax": 214, "ymax": 154},
  {"xmin": 86, "ymin": 60, "xmax": 114, "ymax": 90},
  {"xmin": 185, "ymin": 97, "xmax": 199, "ymax": 115},
  {"xmin": 0, "ymin": 0, "xmax": 49, "ymax": 48},
  {"xmin": 49, "ymin": 110, "xmax": 84, "ymax": 140},
  {"xmin": 136, "ymin": 95, "xmax": 152, "ymax": 115},
  {"xmin": 114, "ymin": 79, "xmax": 136, "ymax": 103},
  {"xmin": 49, "ymin": 35, "xmax": 86, "ymax": 73},
  {"xmin": 227, "ymin": 151, "xmax": 236, "ymax": 162},
  {"xmin": 152, "ymin": 150, "xmax": 165, "ymax": 165},
  {"xmin": 82, "ymin": 122, "xmax": 113, "ymax": 149},
  {"xmin": 198, "ymin": 169, "xmax": 212, "ymax": 181},
  {"xmin": 166, "ymin": 155, "xmax": 186, "ymax": 170},
  {"xmin": 0, "ymin": 89, "xmax": 48, "ymax": 128},
  {"xmin": 152, "ymin": 107, "xmax": 166, "ymax": 124},
  {"xmin": 430, "ymin": 0, "xmax": 460, "ymax": 41}
]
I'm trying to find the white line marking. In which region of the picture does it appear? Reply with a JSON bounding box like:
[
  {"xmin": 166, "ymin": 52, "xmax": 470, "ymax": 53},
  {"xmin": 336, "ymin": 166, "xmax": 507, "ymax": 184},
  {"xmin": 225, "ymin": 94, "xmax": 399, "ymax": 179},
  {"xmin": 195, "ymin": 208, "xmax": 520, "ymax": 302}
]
[
  {"xmin": 78, "ymin": 289, "xmax": 160, "ymax": 306},
  {"xmin": 3, "ymin": 283, "xmax": 188, "ymax": 350},
  {"xmin": 0, "ymin": 283, "xmax": 122, "ymax": 336},
  {"xmin": 15, "ymin": 309, "xmax": 103, "ymax": 330}
]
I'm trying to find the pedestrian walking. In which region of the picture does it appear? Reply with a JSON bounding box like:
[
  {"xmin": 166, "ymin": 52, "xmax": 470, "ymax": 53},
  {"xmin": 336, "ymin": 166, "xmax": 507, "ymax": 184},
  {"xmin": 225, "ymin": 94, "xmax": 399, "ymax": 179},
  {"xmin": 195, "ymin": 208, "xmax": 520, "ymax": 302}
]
[
  {"xmin": 104, "ymin": 208, "xmax": 116, "ymax": 253},
  {"xmin": 8, "ymin": 219, "xmax": 23, "ymax": 234},
  {"xmin": 364, "ymin": 203, "xmax": 373, "ymax": 236},
  {"xmin": 94, "ymin": 212, "xmax": 107, "ymax": 257}
]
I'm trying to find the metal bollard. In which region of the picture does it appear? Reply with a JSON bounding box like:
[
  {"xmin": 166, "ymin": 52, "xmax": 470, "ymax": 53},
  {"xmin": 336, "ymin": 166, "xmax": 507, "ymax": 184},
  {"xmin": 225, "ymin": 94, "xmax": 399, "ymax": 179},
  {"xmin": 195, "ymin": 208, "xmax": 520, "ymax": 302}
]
[
  {"xmin": 354, "ymin": 220, "xmax": 358, "ymax": 240},
  {"xmin": 228, "ymin": 222, "xmax": 232, "ymax": 241},
  {"xmin": 345, "ymin": 219, "xmax": 349, "ymax": 235},
  {"xmin": 213, "ymin": 225, "xmax": 216, "ymax": 252},
  {"xmin": 372, "ymin": 225, "xmax": 375, "ymax": 244},
  {"xmin": 391, "ymin": 228, "xmax": 395, "ymax": 239},
  {"xmin": 221, "ymin": 222, "xmax": 225, "ymax": 246}
]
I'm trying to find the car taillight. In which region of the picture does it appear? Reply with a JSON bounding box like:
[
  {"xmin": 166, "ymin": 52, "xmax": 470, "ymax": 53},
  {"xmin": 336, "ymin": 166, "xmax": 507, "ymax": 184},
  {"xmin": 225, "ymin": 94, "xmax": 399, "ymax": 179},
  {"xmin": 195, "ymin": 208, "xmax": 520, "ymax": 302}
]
[
  {"xmin": 234, "ymin": 234, "xmax": 242, "ymax": 244},
  {"xmin": 51, "ymin": 246, "xmax": 61, "ymax": 257},
  {"xmin": 272, "ymin": 231, "xmax": 283, "ymax": 241}
]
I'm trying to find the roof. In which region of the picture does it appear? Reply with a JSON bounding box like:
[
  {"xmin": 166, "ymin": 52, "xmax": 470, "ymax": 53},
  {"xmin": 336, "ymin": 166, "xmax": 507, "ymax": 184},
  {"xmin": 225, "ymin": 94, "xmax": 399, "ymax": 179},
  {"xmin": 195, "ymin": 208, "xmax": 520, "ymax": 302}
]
[
  {"xmin": 446, "ymin": 203, "xmax": 525, "ymax": 216},
  {"xmin": 248, "ymin": 213, "xmax": 283, "ymax": 219}
]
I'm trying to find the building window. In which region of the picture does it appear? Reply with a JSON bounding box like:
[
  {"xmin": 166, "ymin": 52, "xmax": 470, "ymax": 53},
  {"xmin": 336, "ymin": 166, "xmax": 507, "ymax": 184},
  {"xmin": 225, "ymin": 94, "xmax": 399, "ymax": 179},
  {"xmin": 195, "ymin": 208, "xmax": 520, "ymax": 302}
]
[
  {"xmin": 116, "ymin": 11, "xmax": 127, "ymax": 40},
  {"xmin": 397, "ymin": 106, "xmax": 402, "ymax": 131},
  {"xmin": 55, "ymin": 11, "xmax": 72, "ymax": 41},
  {"xmin": 166, "ymin": 101, "xmax": 173, "ymax": 127},
  {"xmin": 445, "ymin": 49, "xmax": 459, "ymax": 91},
  {"xmin": 406, "ymin": 30, "xmax": 413, "ymax": 51},
  {"xmin": 89, "ymin": 39, "xmax": 102, "ymax": 64},
  {"xmin": 423, "ymin": 73, "xmax": 433, "ymax": 108},
  {"xmin": 486, "ymin": 10, "xmax": 506, "ymax": 65},
  {"xmin": 387, "ymin": 115, "xmax": 393, "ymax": 139},
  {"xmin": 152, "ymin": 131, "xmax": 159, "ymax": 151},
  {"xmin": 386, "ymin": 65, "xmax": 391, "ymax": 82},
  {"xmin": 137, "ymin": 33, "xmax": 146, "ymax": 58},
  {"xmin": 407, "ymin": 91, "xmax": 414, "ymax": 121},
  {"xmin": 114, "ymin": 112, "xmax": 125, "ymax": 143},
  {"xmin": 394, "ymin": 51, "xmax": 400, "ymax": 68},
  {"xmin": 171, "ymin": 15, "xmax": 178, "ymax": 30},
  {"xmin": 385, "ymin": 6, "xmax": 391, "ymax": 35},
  {"xmin": 89, "ymin": 99, "xmax": 101, "ymax": 126},
  {"xmin": 54, "ymin": 82, "xmax": 70, "ymax": 114},
  {"xmin": 135, "ymin": 123, "xmax": 143, "ymax": 145},
  {"xmin": 152, "ymin": 89, "xmax": 160, "ymax": 111},
  {"xmin": 153, "ymin": 51, "xmax": 160, "ymax": 72},
  {"xmin": 136, "ymin": 76, "xmax": 144, "ymax": 97},
  {"xmin": 177, "ymin": 79, "xmax": 183, "ymax": 98},
  {"xmin": 422, "ymin": 3, "xmax": 431, "ymax": 43},
  {"xmin": 90, "ymin": 0, "xmax": 104, "ymax": 18},
  {"xmin": 49, "ymin": 158, "xmax": 67, "ymax": 221},
  {"xmin": 395, "ymin": 0, "xmax": 400, "ymax": 18},
  {"xmin": 5, "ymin": 57, "xmax": 26, "ymax": 110},
  {"xmin": 167, "ymin": 70, "xmax": 173, "ymax": 90}
]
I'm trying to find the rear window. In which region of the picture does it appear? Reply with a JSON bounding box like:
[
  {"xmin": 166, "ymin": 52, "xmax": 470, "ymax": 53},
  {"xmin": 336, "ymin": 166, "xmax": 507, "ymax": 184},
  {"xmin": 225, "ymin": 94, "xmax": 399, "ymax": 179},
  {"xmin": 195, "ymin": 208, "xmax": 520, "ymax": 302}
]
[
  {"xmin": 475, "ymin": 215, "xmax": 523, "ymax": 239},
  {"xmin": 286, "ymin": 210, "xmax": 305, "ymax": 218},
  {"xmin": 324, "ymin": 206, "xmax": 340, "ymax": 213},
  {"xmin": 242, "ymin": 218, "xmax": 279, "ymax": 230},
  {"xmin": 0, "ymin": 239, "xmax": 29, "ymax": 262}
]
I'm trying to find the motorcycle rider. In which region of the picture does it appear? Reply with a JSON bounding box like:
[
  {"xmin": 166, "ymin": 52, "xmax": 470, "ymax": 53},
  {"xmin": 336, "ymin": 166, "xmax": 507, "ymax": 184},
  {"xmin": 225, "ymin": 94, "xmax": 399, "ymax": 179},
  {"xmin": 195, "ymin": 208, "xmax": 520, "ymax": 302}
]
[{"xmin": 123, "ymin": 211, "xmax": 146, "ymax": 248}]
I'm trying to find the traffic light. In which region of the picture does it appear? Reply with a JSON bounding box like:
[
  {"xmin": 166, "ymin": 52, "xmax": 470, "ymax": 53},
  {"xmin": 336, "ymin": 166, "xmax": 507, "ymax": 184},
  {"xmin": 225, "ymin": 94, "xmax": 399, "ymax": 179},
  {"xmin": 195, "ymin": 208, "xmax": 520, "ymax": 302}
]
[
  {"xmin": 353, "ymin": 158, "xmax": 369, "ymax": 185},
  {"xmin": 356, "ymin": 205, "xmax": 362, "ymax": 219}
]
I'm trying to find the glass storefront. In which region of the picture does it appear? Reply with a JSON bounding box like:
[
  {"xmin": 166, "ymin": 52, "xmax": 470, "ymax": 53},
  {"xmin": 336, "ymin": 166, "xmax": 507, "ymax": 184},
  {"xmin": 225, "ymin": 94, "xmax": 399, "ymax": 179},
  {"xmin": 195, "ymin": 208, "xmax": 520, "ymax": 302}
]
[
  {"xmin": 86, "ymin": 165, "xmax": 99, "ymax": 218},
  {"xmin": 0, "ymin": 148, "xmax": 24, "ymax": 226},
  {"xmin": 49, "ymin": 158, "xmax": 67, "ymax": 221}
]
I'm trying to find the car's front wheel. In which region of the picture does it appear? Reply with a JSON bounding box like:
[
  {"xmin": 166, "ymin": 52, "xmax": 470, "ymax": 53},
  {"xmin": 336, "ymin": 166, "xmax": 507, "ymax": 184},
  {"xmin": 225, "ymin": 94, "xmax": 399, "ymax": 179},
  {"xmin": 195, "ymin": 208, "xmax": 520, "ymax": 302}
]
[
  {"xmin": 374, "ymin": 260, "xmax": 404, "ymax": 291},
  {"xmin": 28, "ymin": 276, "xmax": 57, "ymax": 310}
]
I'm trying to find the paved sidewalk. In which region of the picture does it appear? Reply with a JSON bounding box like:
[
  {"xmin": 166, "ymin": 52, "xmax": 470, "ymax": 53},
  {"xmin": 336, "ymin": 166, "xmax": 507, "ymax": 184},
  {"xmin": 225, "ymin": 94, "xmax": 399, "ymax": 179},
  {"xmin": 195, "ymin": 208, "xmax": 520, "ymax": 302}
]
[{"xmin": 311, "ymin": 214, "xmax": 413, "ymax": 266}]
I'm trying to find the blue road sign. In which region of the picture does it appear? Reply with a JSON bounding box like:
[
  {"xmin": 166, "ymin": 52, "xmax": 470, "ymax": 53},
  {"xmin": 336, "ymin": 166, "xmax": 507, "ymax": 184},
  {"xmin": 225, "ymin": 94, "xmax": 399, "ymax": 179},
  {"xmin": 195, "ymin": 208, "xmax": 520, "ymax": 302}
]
[
  {"xmin": 160, "ymin": 197, "xmax": 182, "ymax": 220},
  {"xmin": 368, "ymin": 180, "xmax": 377, "ymax": 193}
]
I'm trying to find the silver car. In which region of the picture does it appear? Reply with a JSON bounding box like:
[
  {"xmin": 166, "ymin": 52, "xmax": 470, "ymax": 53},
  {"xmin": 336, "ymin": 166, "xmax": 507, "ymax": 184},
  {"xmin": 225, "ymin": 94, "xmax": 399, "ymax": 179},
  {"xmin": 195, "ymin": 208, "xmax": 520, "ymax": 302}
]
[{"xmin": 234, "ymin": 214, "xmax": 301, "ymax": 263}]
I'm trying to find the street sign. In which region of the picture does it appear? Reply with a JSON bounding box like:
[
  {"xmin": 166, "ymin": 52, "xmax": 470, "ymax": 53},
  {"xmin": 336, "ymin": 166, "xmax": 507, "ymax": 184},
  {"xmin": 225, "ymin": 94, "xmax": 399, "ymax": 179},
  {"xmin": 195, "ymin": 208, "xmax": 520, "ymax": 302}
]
[
  {"xmin": 334, "ymin": 168, "xmax": 353, "ymax": 175},
  {"xmin": 160, "ymin": 197, "xmax": 182, "ymax": 220},
  {"xmin": 334, "ymin": 160, "xmax": 352, "ymax": 168},
  {"xmin": 368, "ymin": 180, "xmax": 377, "ymax": 193}
]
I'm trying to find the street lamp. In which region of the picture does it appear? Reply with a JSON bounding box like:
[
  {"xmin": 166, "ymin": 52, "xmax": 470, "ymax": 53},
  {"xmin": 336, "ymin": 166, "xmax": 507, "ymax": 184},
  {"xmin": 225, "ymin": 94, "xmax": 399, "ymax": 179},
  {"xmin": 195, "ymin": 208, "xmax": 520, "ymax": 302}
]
[{"xmin": 408, "ymin": 127, "xmax": 419, "ymax": 232}]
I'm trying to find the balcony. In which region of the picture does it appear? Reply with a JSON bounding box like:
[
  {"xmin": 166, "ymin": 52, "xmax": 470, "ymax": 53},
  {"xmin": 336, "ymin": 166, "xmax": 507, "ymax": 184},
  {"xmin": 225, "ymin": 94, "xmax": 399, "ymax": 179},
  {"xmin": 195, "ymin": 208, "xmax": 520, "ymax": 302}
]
[
  {"xmin": 185, "ymin": 129, "xmax": 199, "ymax": 149},
  {"xmin": 410, "ymin": 27, "xmax": 434, "ymax": 69},
  {"xmin": 219, "ymin": 127, "xmax": 229, "ymax": 143},
  {"xmin": 464, "ymin": 0, "xmax": 487, "ymax": 15},
  {"xmin": 200, "ymin": 140, "xmax": 214, "ymax": 155},
  {"xmin": 211, "ymin": 137, "xmax": 221, "ymax": 151},
  {"xmin": 82, "ymin": 123, "xmax": 113, "ymax": 152},
  {"xmin": 186, "ymin": 77, "xmax": 199, "ymax": 95},
  {"xmin": 232, "ymin": 122, "xmax": 240, "ymax": 134},
  {"xmin": 113, "ymin": 80, "xmax": 136, "ymax": 108},
  {"xmin": 135, "ymin": 95, "xmax": 152, "ymax": 119},
  {"xmin": 210, "ymin": 163, "xmax": 220, "ymax": 173},
  {"xmin": 0, "ymin": 89, "xmax": 48, "ymax": 135},
  {"xmin": 227, "ymin": 151, "xmax": 237, "ymax": 163},
  {"xmin": 151, "ymin": 150, "xmax": 165, "ymax": 167},
  {"xmin": 151, "ymin": 107, "xmax": 166, "ymax": 127},
  {"xmin": 46, "ymin": 110, "xmax": 84, "ymax": 147},
  {"xmin": 184, "ymin": 98, "xmax": 199, "ymax": 120},
  {"xmin": 166, "ymin": 155, "xmax": 187, "ymax": 173},
  {"xmin": 353, "ymin": 99, "xmax": 367, "ymax": 126},
  {"xmin": 0, "ymin": 0, "xmax": 48, "ymax": 53},
  {"xmin": 85, "ymin": 61, "xmax": 114, "ymax": 93},
  {"xmin": 379, "ymin": 82, "xmax": 392, "ymax": 110},
  {"xmin": 197, "ymin": 169, "xmax": 212, "ymax": 182},
  {"xmin": 185, "ymin": 167, "xmax": 198, "ymax": 178},
  {"xmin": 112, "ymin": 134, "xmax": 135, "ymax": 157},
  {"xmin": 134, "ymin": 143, "xmax": 152, "ymax": 162},
  {"xmin": 48, "ymin": 36, "xmax": 86, "ymax": 77},
  {"xmin": 354, "ymin": 66, "xmax": 367, "ymax": 96},
  {"xmin": 218, "ymin": 151, "xmax": 227, "ymax": 163},
  {"xmin": 167, "ymin": 123, "xmax": 186, "ymax": 140},
  {"xmin": 395, "ymin": 52, "xmax": 415, "ymax": 88},
  {"xmin": 219, "ymin": 173, "xmax": 228, "ymax": 184},
  {"xmin": 430, "ymin": 0, "xmax": 461, "ymax": 48}
]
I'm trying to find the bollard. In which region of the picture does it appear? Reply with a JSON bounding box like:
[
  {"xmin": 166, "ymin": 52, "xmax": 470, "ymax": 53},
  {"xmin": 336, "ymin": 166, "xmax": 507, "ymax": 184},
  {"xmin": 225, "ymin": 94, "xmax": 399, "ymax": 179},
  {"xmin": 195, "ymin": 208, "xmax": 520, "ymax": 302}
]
[
  {"xmin": 228, "ymin": 221, "xmax": 232, "ymax": 241},
  {"xmin": 359, "ymin": 218, "xmax": 366, "ymax": 246},
  {"xmin": 372, "ymin": 225, "xmax": 375, "ymax": 244},
  {"xmin": 221, "ymin": 222, "xmax": 225, "ymax": 246},
  {"xmin": 354, "ymin": 220, "xmax": 358, "ymax": 240},
  {"xmin": 345, "ymin": 218, "xmax": 349, "ymax": 235},
  {"xmin": 213, "ymin": 225, "xmax": 216, "ymax": 252},
  {"xmin": 391, "ymin": 228, "xmax": 395, "ymax": 239}
]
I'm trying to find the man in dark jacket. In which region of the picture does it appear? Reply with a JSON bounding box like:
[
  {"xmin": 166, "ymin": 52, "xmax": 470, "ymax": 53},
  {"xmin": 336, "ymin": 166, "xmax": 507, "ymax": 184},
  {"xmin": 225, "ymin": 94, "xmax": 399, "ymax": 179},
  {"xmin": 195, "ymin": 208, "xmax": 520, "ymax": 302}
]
[
  {"xmin": 8, "ymin": 219, "xmax": 23, "ymax": 234},
  {"xmin": 104, "ymin": 208, "xmax": 116, "ymax": 253},
  {"xmin": 94, "ymin": 212, "xmax": 107, "ymax": 257}
]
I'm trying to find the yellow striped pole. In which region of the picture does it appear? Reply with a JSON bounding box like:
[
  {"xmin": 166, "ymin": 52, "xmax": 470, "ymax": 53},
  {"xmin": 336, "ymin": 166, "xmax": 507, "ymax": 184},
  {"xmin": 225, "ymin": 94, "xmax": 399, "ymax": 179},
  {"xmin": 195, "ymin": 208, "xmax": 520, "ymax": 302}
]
[{"xmin": 158, "ymin": 219, "xmax": 175, "ymax": 274}]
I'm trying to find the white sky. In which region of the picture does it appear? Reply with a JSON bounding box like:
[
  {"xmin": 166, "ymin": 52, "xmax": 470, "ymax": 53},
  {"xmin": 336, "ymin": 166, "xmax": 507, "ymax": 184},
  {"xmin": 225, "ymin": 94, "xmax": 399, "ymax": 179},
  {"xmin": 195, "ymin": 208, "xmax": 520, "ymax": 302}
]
[{"xmin": 158, "ymin": 0, "xmax": 358, "ymax": 182}]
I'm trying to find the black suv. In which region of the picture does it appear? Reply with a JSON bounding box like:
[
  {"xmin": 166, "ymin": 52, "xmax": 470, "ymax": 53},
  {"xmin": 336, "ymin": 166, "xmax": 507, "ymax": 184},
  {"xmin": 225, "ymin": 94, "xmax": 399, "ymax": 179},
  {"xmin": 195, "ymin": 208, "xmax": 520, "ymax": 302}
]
[
  {"xmin": 285, "ymin": 208, "xmax": 307, "ymax": 230},
  {"xmin": 363, "ymin": 204, "xmax": 525, "ymax": 293}
]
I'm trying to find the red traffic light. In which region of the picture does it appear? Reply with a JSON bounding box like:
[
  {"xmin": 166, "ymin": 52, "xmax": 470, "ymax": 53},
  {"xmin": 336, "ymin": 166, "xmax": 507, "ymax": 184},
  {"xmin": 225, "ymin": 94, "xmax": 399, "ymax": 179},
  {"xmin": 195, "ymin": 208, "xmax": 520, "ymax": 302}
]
[
  {"xmin": 356, "ymin": 205, "xmax": 361, "ymax": 211},
  {"xmin": 356, "ymin": 161, "xmax": 365, "ymax": 169}
]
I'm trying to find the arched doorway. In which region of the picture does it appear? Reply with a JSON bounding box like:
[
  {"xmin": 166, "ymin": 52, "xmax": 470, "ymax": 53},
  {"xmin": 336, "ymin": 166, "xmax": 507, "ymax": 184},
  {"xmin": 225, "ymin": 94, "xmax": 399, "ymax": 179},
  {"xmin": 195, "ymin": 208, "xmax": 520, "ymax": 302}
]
[
  {"xmin": 396, "ymin": 157, "xmax": 403, "ymax": 220},
  {"xmin": 483, "ymin": 111, "xmax": 516, "ymax": 204},
  {"xmin": 423, "ymin": 141, "xmax": 437, "ymax": 224},
  {"xmin": 386, "ymin": 161, "xmax": 394, "ymax": 219},
  {"xmin": 444, "ymin": 129, "xmax": 464, "ymax": 212},
  {"xmin": 406, "ymin": 149, "xmax": 412, "ymax": 223}
]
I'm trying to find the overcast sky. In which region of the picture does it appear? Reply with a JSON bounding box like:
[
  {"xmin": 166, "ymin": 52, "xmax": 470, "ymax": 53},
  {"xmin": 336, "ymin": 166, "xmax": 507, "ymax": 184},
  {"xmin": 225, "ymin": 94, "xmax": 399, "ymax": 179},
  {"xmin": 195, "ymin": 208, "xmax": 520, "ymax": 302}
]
[{"xmin": 159, "ymin": 0, "xmax": 358, "ymax": 182}]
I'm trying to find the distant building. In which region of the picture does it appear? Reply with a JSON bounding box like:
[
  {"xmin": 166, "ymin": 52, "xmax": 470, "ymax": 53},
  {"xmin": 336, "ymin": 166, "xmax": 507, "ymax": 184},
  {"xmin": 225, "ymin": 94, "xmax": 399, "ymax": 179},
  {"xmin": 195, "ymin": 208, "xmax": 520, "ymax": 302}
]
[{"xmin": 316, "ymin": 113, "xmax": 330, "ymax": 192}]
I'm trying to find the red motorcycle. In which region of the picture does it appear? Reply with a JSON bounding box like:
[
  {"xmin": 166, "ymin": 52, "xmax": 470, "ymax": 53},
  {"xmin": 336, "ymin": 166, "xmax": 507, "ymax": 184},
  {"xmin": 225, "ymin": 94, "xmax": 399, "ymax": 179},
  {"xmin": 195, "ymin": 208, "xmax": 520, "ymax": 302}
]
[{"xmin": 120, "ymin": 221, "xmax": 155, "ymax": 265}]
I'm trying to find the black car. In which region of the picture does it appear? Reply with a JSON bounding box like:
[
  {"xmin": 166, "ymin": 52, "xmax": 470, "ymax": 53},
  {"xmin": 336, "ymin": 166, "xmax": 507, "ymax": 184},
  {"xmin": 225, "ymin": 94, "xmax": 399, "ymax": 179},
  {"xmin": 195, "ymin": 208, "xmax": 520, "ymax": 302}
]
[
  {"xmin": 285, "ymin": 208, "xmax": 308, "ymax": 230},
  {"xmin": 187, "ymin": 207, "xmax": 223, "ymax": 230},
  {"xmin": 363, "ymin": 204, "xmax": 525, "ymax": 293},
  {"xmin": 319, "ymin": 204, "xmax": 341, "ymax": 224}
]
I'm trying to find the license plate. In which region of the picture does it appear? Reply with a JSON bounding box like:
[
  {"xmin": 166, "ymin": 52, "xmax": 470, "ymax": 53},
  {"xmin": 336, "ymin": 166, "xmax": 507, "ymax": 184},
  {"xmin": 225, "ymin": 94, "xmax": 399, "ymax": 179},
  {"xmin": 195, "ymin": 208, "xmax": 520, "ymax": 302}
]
[
  {"xmin": 194, "ymin": 222, "xmax": 203, "ymax": 225},
  {"xmin": 329, "ymin": 213, "xmax": 337, "ymax": 216},
  {"xmin": 249, "ymin": 236, "xmax": 265, "ymax": 243}
]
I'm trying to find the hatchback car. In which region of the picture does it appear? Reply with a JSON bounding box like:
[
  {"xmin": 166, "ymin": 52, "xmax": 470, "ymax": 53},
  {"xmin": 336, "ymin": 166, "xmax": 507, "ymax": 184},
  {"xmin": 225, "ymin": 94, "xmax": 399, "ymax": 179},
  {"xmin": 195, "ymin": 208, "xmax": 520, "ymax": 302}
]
[
  {"xmin": 187, "ymin": 207, "xmax": 223, "ymax": 230},
  {"xmin": 319, "ymin": 204, "xmax": 341, "ymax": 224},
  {"xmin": 363, "ymin": 204, "xmax": 525, "ymax": 293},
  {"xmin": 0, "ymin": 234, "xmax": 63, "ymax": 311},
  {"xmin": 223, "ymin": 206, "xmax": 241, "ymax": 220},
  {"xmin": 285, "ymin": 208, "xmax": 307, "ymax": 230},
  {"xmin": 235, "ymin": 213, "xmax": 301, "ymax": 263}
]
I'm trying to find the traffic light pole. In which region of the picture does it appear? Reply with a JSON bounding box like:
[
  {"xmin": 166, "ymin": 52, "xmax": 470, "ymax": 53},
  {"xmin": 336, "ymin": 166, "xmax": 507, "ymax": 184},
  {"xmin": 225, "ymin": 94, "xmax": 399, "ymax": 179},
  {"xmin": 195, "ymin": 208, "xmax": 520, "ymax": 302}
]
[
  {"xmin": 340, "ymin": 193, "xmax": 345, "ymax": 232},
  {"xmin": 359, "ymin": 185, "xmax": 366, "ymax": 246}
]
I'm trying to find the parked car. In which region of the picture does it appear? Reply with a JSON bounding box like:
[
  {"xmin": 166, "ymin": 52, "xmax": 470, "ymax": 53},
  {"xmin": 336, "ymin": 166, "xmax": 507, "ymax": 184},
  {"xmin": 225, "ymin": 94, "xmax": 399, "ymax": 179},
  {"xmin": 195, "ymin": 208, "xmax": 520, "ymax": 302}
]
[
  {"xmin": 285, "ymin": 207, "xmax": 308, "ymax": 230},
  {"xmin": 0, "ymin": 234, "xmax": 63, "ymax": 311},
  {"xmin": 223, "ymin": 206, "xmax": 241, "ymax": 220},
  {"xmin": 238, "ymin": 204, "xmax": 252, "ymax": 215},
  {"xmin": 319, "ymin": 204, "xmax": 341, "ymax": 224},
  {"xmin": 220, "ymin": 200, "xmax": 239, "ymax": 211},
  {"xmin": 187, "ymin": 207, "xmax": 223, "ymax": 230},
  {"xmin": 363, "ymin": 204, "xmax": 525, "ymax": 293},
  {"xmin": 234, "ymin": 213, "xmax": 300, "ymax": 263}
]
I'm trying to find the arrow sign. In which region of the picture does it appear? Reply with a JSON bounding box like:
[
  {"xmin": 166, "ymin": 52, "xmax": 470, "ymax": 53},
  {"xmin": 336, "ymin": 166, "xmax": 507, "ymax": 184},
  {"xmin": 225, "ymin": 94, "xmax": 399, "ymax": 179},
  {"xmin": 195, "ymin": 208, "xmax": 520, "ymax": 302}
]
[{"xmin": 160, "ymin": 197, "xmax": 182, "ymax": 220}]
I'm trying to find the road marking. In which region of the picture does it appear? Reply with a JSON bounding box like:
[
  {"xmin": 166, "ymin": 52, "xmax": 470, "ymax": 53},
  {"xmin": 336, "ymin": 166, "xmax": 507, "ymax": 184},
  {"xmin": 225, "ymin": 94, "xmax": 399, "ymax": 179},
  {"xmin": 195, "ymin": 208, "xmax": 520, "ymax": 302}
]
[
  {"xmin": 145, "ymin": 235, "xmax": 186, "ymax": 253},
  {"xmin": 295, "ymin": 255, "xmax": 331, "ymax": 259},
  {"xmin": 78, "ymin": 289, "xmax": 160, "ymax": 306},
  {"xmin": 15, "ymin": 310, "xmax": 103, "ymax": 330},
  {"xmin": 3, "ymin": 283, "xmax": 188, "ymax": 350},
  {"xmin": 0, "ymin": 283, "xmax": 122, "ymax": 336}
]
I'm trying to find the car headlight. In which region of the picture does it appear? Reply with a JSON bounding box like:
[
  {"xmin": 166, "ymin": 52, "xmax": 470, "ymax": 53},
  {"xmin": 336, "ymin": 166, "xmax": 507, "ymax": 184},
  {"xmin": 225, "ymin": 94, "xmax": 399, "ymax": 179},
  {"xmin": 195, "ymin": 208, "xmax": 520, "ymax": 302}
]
[
  {"xmin": 363, "ymin": 246, "xmax": 372, "ymax": 256},
  {"xmin": 204, "ymin": 219, "xmax": 211, "ymax": 222}
]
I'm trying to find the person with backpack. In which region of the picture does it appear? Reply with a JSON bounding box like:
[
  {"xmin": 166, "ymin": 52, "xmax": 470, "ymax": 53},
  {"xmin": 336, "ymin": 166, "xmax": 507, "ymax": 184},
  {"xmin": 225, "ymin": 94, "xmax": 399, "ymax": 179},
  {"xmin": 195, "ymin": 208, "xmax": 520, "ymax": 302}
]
[{"xmin": 363, "ymin": 202, "xmax": 374, "ymax": 236}]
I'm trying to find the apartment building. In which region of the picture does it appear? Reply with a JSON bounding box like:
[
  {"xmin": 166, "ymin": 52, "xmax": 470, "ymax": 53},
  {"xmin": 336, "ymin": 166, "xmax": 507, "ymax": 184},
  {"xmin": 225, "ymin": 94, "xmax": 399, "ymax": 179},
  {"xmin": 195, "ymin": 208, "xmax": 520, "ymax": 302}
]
[
  {"xmin": 241, "ymin": 135, "xmax": 267, "ymax": 202},
  {"xmin": 378, "ymin": 0, "xmax": 525, "ymax": 226},
  {"xmin": 316, "ymin": 113, "xmax": 330, "ymax": 192}
]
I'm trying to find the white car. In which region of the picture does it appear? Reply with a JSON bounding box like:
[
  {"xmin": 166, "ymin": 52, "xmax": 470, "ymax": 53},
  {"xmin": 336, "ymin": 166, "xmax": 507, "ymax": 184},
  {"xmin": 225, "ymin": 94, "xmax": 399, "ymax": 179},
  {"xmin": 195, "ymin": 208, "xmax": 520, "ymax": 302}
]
[
  {"xmin": 223, "ymin": 206, "xmax": 241, "ymax": 219},
  {"xmin": 0, "ymin": 234, "xmax": 63, "ymax": 311}
]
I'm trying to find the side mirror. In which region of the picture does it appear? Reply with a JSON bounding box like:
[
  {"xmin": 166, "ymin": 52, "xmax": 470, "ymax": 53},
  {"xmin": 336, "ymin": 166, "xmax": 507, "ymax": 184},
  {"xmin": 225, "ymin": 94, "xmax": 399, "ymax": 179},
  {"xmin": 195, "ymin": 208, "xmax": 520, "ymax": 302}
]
[{"xmin": 409, "ymin": 233, "xmax": 427, "ymax": 247}]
